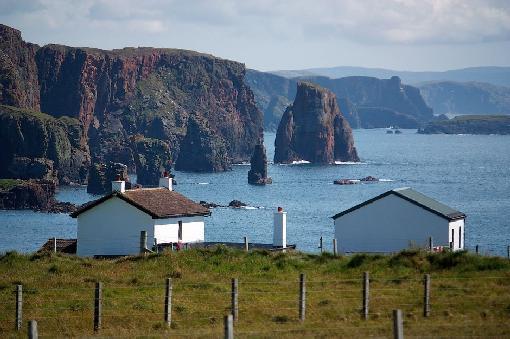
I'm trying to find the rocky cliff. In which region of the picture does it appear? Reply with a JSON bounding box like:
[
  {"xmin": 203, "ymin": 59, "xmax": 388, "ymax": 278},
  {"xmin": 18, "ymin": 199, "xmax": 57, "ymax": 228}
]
[
  {"xmin": 248, "ymin": 144, "xmax": 272, "ymax": 185},
  {"xmin": 0, "ymin": 24, "xmax": 263, "ymax": 184},
  {"xmin": 274, "ymin": 82, "xmax": 359, "ymax": 164},
  {"xmin": 246, "ymin": 70, "xmax": 433, "ymax": 130},
  {"xmin": 418, "ymin": 115, "xmax": 510, "ymax": 135}
]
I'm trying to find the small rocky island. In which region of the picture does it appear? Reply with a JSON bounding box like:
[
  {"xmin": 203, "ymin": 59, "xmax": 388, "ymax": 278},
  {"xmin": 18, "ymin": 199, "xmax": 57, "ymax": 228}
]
[
  {"xmin": 418, "ymin": 115, "xmax": 510, "ymax": 135},
  {"xmin": 248, "ymin": 144, "xmax": 272, "ymax": 185},
  {"xmin": 274, "ymin": 82, "xmax": 359, "ymax": 164}
]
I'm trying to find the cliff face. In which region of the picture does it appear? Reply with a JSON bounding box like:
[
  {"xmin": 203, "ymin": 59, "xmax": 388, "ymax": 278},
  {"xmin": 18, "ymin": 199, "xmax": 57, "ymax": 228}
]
[
  {"xmin": 0, "ymin": 25, "xmax": 40, "ymax": 111},
  {"xmin": 248, "ymin": 144, "xmax": 272, "ymax": 185},
  {"xmin": 247, "ymin": 70, "xmax": 433, "ymax": 130},
  {"xmin": 418, "ymin": 115, "xmax": 510, "ymax": 135},
  {"xmin": 0, "ymin": 25, "xmax": 263, "ymax": 183},
  {"xmin": 274, "ymin": 82, "xmax": 359, "ymax": 164}
]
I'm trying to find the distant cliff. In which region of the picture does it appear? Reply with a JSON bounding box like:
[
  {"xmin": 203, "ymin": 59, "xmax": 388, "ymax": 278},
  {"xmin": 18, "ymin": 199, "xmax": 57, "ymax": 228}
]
[
  {"xmin": 246, "ymin": 70, "xmax": 433, "ymax": 130},
  {"xmin": 418, "ymin": 81, "xmax": 510, "ymax": 116},
  {"xmin": 418, "ymin": 115, "xmax": 510, "ymax": 135},
  {"xmin": 0, "ymin": 24, "xmax": 263, "ymax": 184},
  {"xmin": 274, "ymin": 82, "xmax": 359, "ymax": 164}
]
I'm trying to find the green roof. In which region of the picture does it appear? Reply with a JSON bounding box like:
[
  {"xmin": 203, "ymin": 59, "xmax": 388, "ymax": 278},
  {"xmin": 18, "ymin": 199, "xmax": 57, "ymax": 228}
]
[{"xmin": 332, "ymin": 187, "xmax": 465, "ymax": 221}]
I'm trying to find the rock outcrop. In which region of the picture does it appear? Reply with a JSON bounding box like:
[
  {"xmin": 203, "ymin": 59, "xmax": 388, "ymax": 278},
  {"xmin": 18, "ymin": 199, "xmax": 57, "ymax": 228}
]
[
  {"xmin": 0, "ymin": 105, "xmax": 90, "ymax": 184},
  {"xmin": 248, "ymin": 144, "xmax": 272, "ymax": 185},
  {"xmin": 87, "ymin": 162, "xmax": 131, "ymax": 195},
  {"xmin": 418, "ymin": 115, "xmax": 510, "ymax": 135},
  {"xmin": 274, "ymin": 82, "xmax": 359, "ymax": 164},
  {"xmin": 0, "ymin": 24, "xmax": 263, "ymax": 185},
  {"xmin": 0, "ymin": 179, "xmax": 75, "ymax": 212},
  {"xmin": 246, "ymin": 69, "xmax": 434, "ymax": 130}
]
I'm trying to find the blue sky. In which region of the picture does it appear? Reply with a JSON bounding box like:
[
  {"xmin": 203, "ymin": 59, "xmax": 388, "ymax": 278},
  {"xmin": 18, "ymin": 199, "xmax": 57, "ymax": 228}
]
[{"xmin": 1, "ymin": 0, "xmax": 509, "ymax": 71}]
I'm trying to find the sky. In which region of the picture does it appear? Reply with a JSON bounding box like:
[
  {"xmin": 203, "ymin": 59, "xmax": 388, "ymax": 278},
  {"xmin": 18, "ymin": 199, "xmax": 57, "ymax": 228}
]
[{"xmin": 1, "ymin": 0, "xmax": 510, "ymax": 71}]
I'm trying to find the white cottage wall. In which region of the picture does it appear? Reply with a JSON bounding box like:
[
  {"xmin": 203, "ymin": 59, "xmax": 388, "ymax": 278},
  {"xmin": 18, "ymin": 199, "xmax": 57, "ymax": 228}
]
[
  {"xmin": 448, "ymin": 219, "xmax": 465, "ymax": 251},
  {"xmin": 154, "ymin": 216, "xmax": 204, "ymax": 244},
  {"xmin": 334, "ymin": 194, "xmax": 450, "ymax": 253},
  {"xmin": 77, "ymin": 197, "xmax": 154, "ymax": 257}
]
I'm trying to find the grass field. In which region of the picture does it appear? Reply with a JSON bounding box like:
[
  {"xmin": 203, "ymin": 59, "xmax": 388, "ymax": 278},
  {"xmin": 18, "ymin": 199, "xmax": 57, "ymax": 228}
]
[{"xmin": 1, "ymin": 248, "xmax": 509, "ymax": 338}]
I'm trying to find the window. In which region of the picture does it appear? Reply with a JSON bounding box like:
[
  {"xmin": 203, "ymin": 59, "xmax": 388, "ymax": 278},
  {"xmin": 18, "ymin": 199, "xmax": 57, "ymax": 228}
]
[
  {"xmin": 459, "ymin": 227, "xmax": 462, "ymax": 249},
  {"xmin": 178, "ymin": 221, "xmax": 183, "ymax": 241}
]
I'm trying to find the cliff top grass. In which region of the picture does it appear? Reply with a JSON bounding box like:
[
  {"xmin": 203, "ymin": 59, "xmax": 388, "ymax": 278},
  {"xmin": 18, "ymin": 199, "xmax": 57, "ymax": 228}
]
[
  {"xmin": 0, "ymin": 104, "xmax": 79, "ymax": 125},
  {"xmin": 0, "ymin": 178, "xmax": 22, "ymax": 190},
  {"xmin": 0, "ymin": 248, "xmax": 509, "ymax": 337},
  {"xmin": 450, "ymin": 114, "xmax": 510, "ymax": 122}
]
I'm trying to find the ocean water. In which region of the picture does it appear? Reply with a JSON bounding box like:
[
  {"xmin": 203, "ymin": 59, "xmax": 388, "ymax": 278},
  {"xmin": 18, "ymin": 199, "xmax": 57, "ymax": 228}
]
[{"xmin": 1, "ymin": 130, "xmax": 509, "ymax": 255}]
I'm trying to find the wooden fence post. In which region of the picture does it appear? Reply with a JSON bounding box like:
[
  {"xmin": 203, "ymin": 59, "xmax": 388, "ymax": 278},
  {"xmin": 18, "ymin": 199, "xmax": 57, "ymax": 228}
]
[
  {"xmin": 15, "ymin": 284, "xmax": 22, "ymax": 331},
  {"xmin": 231, "ymin": 278, "xmax": 238, "ymax": 321},
  {"xmin": 224, "ymin": 314, "xmax": 233, "ymax": 339},
  {"xmin": 164, "ymin": 278, "xmax": 172, "ymax": 326},
  {"xmin": 299, "ymin": 273, "xmax": 306, "ymax": 322},
  {"xmin": 475, "ymin": 245, "xmax": 479, "ymax": 255},
  {"xmin": 507, "ymin": 245, "xmax": 510, "ymax": 259},
  {"xmin": 393, "ymin": 309, "xmax": 403, "ymax": 339},
  {"xmin": 333, "ymin": 239, "xmax": 338, "ymax": 256},
  {"xmin": 53, "ymin": 237, "xmax": 57, "ymax": 253},
  {"xmin": 244, "ymin": 237, "xmax": 248, "ymax": 252},
  {"xmin": 154, "ymin": 238, "xmax": 158, "ymax": 254},
  {"xmin": 319, "ymin": 236, "xmax": 323, "ymax": 253},
  {"xmin": 140, "ymin": 231, "xmax": 147, "ymax": 255},
  {"xmin": 94, "ymin": 282, "xmax": 102, "ymax": 331},
  {"xmin": 423, "ymin": 274, "xmax": 431, "ymax": 317},
  {"xmin": 428, "ymin": 236, "xmax": 433, "ymax": 252},
  {"xmin": 362, "ymin": 271, "xmax": 369, "ymax": 320},
  {"xmin": 28, "ymin": 320, "xmax": 38, "ymax": 339}
]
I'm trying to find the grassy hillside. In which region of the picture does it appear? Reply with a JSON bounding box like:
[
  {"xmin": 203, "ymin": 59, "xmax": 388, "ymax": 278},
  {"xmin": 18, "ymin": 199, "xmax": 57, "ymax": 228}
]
[{"xmin": 0, "ymin": 248, "xmax": 509, "ymax": 337}]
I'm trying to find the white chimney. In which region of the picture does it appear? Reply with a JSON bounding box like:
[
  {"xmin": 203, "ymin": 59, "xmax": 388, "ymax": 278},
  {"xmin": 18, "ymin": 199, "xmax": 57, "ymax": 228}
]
[
  {"xmin": 273, "ymin": 207, "xmax": 287, "ymax": 248},
  {"xmin": 112, "ymin": 179, "xmax": 125, "ymax": 193},
  {"xmin": 159, "ymin": 171, "xmax": 173, "ymax": 191}
]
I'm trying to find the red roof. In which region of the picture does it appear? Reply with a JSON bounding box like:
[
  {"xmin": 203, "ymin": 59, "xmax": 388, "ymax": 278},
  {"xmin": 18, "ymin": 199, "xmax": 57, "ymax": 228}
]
[{"xmin": 70, "ymin": 188, "xmax": 210, "ymax": 219}]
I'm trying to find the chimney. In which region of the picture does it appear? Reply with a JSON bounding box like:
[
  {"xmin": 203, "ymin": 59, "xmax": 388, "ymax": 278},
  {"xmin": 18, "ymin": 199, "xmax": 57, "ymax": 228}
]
[
  {"xmin": 273, "ymin": 206, "xmax": 287, "ymax": 248},
  {"xmin": 159, "ymin": 171, "xmax": 173, "ymax": 191},
  {"xmin": 112, "ymin": 175, "xmax": 125, "ymax": 193}
]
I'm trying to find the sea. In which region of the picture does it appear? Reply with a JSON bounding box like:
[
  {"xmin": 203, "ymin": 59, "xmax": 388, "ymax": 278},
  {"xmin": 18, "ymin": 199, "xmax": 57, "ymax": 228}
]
[{"xmin": 1, "ymin": 130, "xmax": 509, "ymax": 256}]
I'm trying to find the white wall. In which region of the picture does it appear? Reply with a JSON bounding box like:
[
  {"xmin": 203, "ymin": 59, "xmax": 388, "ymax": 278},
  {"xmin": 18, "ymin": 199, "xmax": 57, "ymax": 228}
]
[
  {"xmin": 76, "ymin": 197, "xmax": 154, "ymax": 257},
  {"xmin": 154, "ymin": 216, "xmax": 204, "ymax": 244},
  {"xmin": 448, "ymin": 219, "xmax": 465, "ymax": 250},
  {"xmin": 334, "ymin": 194, "xmax": 451, "ymax": 253}
]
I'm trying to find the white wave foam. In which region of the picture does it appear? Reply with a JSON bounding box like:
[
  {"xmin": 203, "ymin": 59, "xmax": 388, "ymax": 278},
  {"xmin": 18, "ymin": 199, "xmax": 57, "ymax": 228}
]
[
  {"xmin": 334, "ymin": 161, "xmax": 365, "ymax": 165},
  {"xmin": 197, "ymin": 182, "xmax": 209, "ymax": 185},
  {"xmin": 378, "ymin": 179, "xmax": 394, "ymax": 182},
  {"xmin": 291, "ymin": 160, "xmax": 311, "ymax": 165}
]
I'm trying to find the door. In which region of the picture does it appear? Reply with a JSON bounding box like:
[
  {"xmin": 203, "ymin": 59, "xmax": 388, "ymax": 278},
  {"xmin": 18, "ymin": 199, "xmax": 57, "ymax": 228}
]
[
  {"xmin": 451, "ymin": 229, "xmax": 455, "ymax": 250},
  {"xmin": 178, "ymin": 221, "xmax": 183, "ymax": 241}
]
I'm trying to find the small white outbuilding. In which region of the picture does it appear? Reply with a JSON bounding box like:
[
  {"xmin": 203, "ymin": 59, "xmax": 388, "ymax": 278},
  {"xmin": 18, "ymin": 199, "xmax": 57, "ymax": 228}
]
[
  {"xmin": 71, "ymin": 176, "xmax": 210, "ymax": 257},
  {"xmin": 332, "ymin": 188, "xmax": 465, "ymax": 253}
]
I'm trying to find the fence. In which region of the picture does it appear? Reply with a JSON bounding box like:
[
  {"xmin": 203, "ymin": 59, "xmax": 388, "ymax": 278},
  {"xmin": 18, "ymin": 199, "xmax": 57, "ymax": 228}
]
[{"xmin": 2, "ymin": 272, "xmax": 510, "ymax": 337}]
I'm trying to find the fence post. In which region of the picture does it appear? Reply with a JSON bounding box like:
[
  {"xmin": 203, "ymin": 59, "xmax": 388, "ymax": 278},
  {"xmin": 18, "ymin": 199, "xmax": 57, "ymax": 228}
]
[
  {"xmin": 53, "ymin": 237, "xmax": 57, "ymax": 253},
  {"xmin": 507, "ymin": 245, "xmax": 510, "ymax": 259},
  {"xmin": 94, "ymin": 282, "xmax": 102, "ymax": 331},
  {"xmin": 164, "ymin": 278, "xmax": 172, "ymax": 326},
  {"xmin": 224, "ymin": 314, "xmax": 233, "ymax": 339},
  {"xmin": 423, "ymin": 274, "xmax": 431, "ymax": 317},
  {"xmin": 393, "ymin": 309, "xmax": 403, "ymax": 339},
  {"xmin": 428, "ymin": 236, "xmax": 433, "ymax": 252},
  {"xmin": 333, "ymin": 239, "xmax": 338, "ymax": 256},
  {"xmin": 299, "ymin": 273, "xmax": 306, "ymax": 322},
  {"xmin": 231, "ymin": 278, "xmax": 238, "ymax": 321},
  {"xmin": 15, "ymin": 284, "xmax": 22, "ymax": 331},
  {"xmin": 244, "ymin": 237, "xmax": 248, "ymax": 252},
  {"xmin": 28, "ymin": 320, "xmax": 38, "ymax": 339},
  {"xmin": 362, "ymin": 271, "xmax": 369, "ymax": 320},
  {"xmin": 319, "ymin": 236, "xmax": 323, "ymax": 253},
  {"xmin": 154, "ymin": 238, "xmax": 158, "ymax": 254},
  {"xmin": 475, "ymin": 245, "xmax": 479, "ymax": 255},
  {"xmin": 140, "ymin": 231, "xmax": 147, "ymax": 255}
]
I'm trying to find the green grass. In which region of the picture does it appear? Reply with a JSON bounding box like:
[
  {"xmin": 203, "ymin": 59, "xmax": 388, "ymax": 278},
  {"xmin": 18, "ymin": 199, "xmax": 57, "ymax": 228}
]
[
  {"xmin": 0, "ymin": 248, "xmax": 509, "ymax": 337},
  {"xmin": 0, "ymin": 178, "xmax": 22, "ymax": 191}
]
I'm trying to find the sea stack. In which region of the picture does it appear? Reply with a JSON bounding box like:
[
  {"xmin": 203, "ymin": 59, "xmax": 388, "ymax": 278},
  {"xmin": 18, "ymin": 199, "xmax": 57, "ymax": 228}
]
[
  {"xmin": 248, "ymin": 144, "xmax": 272, "ymax": 185},
  {"xmin": 274, "ymin": 82, "xmax": 359, "ymax": 164}
]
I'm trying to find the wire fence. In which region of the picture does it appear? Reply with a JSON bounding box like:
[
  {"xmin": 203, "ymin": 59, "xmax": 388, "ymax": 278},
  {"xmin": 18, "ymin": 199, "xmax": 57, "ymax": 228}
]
[{"xmin": 1, "ymin": 272, "xmax": 509, "ymax": 337}]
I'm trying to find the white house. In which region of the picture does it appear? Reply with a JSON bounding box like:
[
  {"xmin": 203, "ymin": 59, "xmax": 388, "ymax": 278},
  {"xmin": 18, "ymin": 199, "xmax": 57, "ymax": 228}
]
[
  {"xmin": 71, "ymin": 175, "xmax": 210, "ymax": 257},
  {"xmin": 332, "ymin": 187, "xmax": 465, "ymax": 253}
]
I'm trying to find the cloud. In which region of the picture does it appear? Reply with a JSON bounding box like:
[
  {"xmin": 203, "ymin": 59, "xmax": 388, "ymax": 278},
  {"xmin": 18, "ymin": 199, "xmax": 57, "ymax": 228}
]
[{"xmin": 2, "ymin": 0, "xmax": 509, "ymax": 45}]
